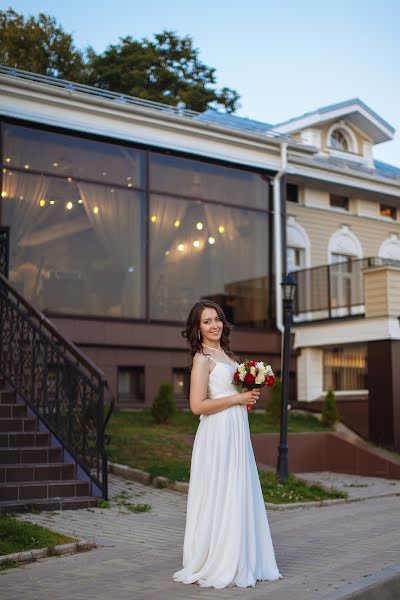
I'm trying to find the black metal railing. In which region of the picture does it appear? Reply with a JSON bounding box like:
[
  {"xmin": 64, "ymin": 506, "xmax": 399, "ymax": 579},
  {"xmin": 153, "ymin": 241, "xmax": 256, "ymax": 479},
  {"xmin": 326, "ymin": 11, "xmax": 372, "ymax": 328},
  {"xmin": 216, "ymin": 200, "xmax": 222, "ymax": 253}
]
[
  {"xmin": 0, "ymin": 273, "xmax": 114, "ymax": 499},
  {"xmin": 291, "ymin": 256, "xmax": 400, "ymax": 322},
  {"xmin": 0, "ymin": 226, "xmax": 10, "ymax": 278}
]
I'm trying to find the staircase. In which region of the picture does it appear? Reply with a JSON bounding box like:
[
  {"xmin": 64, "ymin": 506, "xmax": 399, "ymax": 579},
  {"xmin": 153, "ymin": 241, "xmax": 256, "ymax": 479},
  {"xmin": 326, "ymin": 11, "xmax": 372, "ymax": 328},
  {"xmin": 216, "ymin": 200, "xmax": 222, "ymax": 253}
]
[{"xmin": 0, "ymin": 381, "xmax": 98, "ymax": 512}]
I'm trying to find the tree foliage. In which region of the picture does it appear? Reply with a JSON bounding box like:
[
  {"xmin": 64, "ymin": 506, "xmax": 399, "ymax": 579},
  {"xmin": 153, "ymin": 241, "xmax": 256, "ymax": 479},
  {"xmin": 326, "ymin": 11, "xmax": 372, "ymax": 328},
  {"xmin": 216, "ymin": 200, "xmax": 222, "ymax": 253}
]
[
  {"xmin": 151, "ymin": 383, "xmax": 177, "ymax": 424},
  {"xmin": 0, "ymin": 8, "xmax": 86, "ymax": 80},
  {"xmin": 0, "ymin": 9, "xmax": 240, "ymax": 113},
  {"xmin": 321, "ymin": 389, "xmax": 340, "ymax": 428}
]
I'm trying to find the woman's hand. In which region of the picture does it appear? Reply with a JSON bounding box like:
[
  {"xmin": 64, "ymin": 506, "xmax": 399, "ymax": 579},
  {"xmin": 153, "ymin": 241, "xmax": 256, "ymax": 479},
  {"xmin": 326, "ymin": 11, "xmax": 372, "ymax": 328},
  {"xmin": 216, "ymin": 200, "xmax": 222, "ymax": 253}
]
[{"xmin": 235, "ymin": 388, "xmax": 260, "ymax": 407}]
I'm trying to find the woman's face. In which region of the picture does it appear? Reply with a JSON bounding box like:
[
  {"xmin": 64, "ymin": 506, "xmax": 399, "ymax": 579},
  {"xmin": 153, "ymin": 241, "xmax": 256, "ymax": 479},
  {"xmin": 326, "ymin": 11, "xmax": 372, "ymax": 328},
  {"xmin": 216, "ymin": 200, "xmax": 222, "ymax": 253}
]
[{"xmin": 199, "ymin": 307, "xmax": 223, "ymax": 345}]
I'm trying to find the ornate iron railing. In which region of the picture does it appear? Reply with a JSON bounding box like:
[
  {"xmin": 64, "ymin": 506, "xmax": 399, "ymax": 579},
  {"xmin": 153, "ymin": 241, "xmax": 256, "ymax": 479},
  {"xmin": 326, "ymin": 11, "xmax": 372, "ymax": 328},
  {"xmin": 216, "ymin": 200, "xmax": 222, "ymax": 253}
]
[
  {"xmin": 291, "ymin": 256, "xmax": 400, "ymax": 322},
  {"xmin": 0, "ymin": 272, "xmax": 114, "ymax": 499},
  {"xmin": 0, "ymin": 226, "xmax": 10, "ymax": 278}
]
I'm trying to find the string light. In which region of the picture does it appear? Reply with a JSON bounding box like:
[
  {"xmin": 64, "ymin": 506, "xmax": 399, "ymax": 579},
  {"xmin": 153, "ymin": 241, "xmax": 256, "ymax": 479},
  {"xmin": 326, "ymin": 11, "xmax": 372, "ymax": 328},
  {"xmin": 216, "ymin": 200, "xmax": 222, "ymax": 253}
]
[
  {"xmin": 19, "ymin": 195, "xmax": 24, "ymax": 200},
  {"xmin": 50, "ymin": 200, "xmax": 55, "ymax": 205},
  {"xmin": 151, "ymin": 215, "xmax": 157, "ymax": 222},
  {"xmin": 39, "ymin": 199, "xmax": 46, "ymax": 207},
  {"xmin": 102, "ymin": 171, "xmax": 107, "ymax": 176},
  {"xmin": 218, "ymin": 225, "xmax": 225, "ymax": 233},
  {"xmin": 66, "ymin": 201, "xmax": 73, "ymax": 210},
  {"xmin": 1, "ymin": 192, "xmax": 7, "ymax": 198},
  {"xmin": 78, "ymin": 199, "xmax": 83, "ymax": 204},
  {"xmin": 24, "ymin": 164, "xmax": 30, "ymax": 170},
  {"xmin": 193, "ymin": 240, "xmax": 200, "ymax": 248},
  {"xmin": 178, "ymin": 244, "xmax": 184, "ymax": 252},
  {"xmin": 127, "ymin": 183, "xmax": 133, "ymax": 188},
  {"xmin": 93, "ymin": 206, "xmax": 99, "ymax": 214},
  {"xmin": 165, "ymin": 250, "xmax": 170, "ymax": 256},
  {"xmin": 196, "ymin": 222, "xmax": 203, "ymax": 230},
  {"xmin": 52, "ymin": 162, "xmax": 59, "ymax": 167},
  {"xmin": 5, "ymin": 158, "xmax": 11, "ymax": 163},
  {"xmin": 67, "ymin": 177, "xmax": 72, "ymax": 182},
  {"xmin": 208, "ymin": 237, "xmax": 215, "ymax": 245},
  {"xmin": 174, "ymin": 219, "xmax": 181, "ymax": 228}
]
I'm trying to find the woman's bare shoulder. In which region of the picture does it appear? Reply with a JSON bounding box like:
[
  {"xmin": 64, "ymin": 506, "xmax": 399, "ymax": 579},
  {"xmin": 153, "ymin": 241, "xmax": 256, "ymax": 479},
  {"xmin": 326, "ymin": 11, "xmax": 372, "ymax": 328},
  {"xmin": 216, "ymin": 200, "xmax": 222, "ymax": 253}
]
[{"xmin": 192, "ymin": 352, "xmax": 210, "ymax": 368}]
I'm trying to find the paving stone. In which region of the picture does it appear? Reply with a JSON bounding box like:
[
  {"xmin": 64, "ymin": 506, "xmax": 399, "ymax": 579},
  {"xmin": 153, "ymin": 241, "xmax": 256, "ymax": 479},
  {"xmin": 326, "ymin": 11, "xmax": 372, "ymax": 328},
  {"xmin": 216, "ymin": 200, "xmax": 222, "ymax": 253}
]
[{"xmin": 0, "ymin": 474, "xmax": 399, "ymax": 599}]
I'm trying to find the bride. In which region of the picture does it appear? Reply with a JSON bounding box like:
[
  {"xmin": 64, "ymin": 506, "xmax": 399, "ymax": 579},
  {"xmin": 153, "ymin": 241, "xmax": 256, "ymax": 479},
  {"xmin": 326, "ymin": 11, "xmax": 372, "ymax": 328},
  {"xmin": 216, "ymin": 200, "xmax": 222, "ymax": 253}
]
[{"xmin": 173, "ymin": 300, "xmax": 282, "ymax": 589}]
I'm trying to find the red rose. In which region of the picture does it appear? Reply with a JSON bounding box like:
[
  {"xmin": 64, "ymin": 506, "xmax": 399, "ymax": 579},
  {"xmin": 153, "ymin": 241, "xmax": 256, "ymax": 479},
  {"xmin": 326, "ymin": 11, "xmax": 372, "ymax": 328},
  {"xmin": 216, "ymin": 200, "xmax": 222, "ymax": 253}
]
[
  {"xmin": 266, "ymin": 375, "xmax": 275, "ymax": 387},
  {"xmin": 244, "ymin": 373, "xmax": 256, "ymax": 385},
  {"xmin": 247, "ymin": 361, "xmax": 256, "ymax": 368},
  {"xmin": 233, "ymin": 371, "xmax": 240, "ymax": 382}
]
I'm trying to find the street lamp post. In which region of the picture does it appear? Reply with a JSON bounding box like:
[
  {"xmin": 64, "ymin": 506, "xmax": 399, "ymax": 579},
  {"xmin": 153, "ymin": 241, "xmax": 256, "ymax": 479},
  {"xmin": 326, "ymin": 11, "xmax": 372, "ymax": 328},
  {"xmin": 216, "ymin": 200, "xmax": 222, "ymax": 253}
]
[{"xmin": 277, "ymin": 274, "xmax": 297, "ymax": 484}]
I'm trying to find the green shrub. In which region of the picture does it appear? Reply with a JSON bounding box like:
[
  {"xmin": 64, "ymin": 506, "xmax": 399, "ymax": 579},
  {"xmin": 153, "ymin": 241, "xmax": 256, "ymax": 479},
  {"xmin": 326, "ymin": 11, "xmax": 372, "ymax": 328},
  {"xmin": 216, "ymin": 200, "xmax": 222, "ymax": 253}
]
[
  {"xmin": 265, "ymin": 377, "xmax": 282, "ymax": 424},
  {"xmin": 321, "ymin": 389, "xmax": 339, "ymax": 428},
  {"xmin": 151, "ymin": 382, "xmax": 177, "ymax": 424}
]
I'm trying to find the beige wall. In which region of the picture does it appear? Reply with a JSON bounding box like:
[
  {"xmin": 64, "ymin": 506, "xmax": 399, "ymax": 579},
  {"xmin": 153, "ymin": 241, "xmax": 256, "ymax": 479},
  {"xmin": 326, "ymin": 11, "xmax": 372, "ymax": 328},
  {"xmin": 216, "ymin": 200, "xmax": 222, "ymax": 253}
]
[{"xmin": 288, "ymin": 190, "xmax": 400, "ymax": 266}]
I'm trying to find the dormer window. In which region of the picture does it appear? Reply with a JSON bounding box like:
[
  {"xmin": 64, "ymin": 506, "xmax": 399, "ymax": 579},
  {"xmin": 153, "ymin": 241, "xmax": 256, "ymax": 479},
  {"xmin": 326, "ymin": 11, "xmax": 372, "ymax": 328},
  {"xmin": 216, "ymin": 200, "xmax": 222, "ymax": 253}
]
[{"xmin": 330, "ymin": 128, "xmax": 349, "ymax": 152}]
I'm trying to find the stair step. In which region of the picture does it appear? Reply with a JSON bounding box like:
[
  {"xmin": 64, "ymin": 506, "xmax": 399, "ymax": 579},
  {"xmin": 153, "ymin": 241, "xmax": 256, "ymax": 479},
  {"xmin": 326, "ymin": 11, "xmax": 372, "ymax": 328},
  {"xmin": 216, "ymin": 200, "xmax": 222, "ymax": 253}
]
[
  {"xmin": 0, "ymin": 446, "xmax": 63, "ymax": 464},
  {"xmin": 0, "ymin": 496, "xmax": 99, "ymax": 513},
  {"xmin": 0, "ymin": 417, "xmax": 36, "ymax": 432},
  {"xmin": 0, "ymin": 462, "xmax": 75, "ymax": 483},
  {"xmin": 0, "ymin": 404, "xmax": 26, "ymax": 418},
  {"xmin": 0, "ymin": 391, "xmax": 16, "ymax": 404},
  {"xmin": 0, "ymin": 479, "xmax": 90, "ymax": 501},
  {"xmin": 0, "ymin": 431, "xmax": 50, "ymax": 447}
]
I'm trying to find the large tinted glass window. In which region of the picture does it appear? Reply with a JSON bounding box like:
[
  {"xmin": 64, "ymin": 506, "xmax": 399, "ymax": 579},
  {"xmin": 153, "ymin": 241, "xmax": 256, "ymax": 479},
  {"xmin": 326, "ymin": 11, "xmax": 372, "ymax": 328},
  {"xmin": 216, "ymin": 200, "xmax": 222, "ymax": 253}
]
[
  {"xmin": 149, "ymin": 194, "xmax": 270, "ymax": 326},
  {"xmin": 2, "ymin": 168, "xmax": 145, "ymax": 318},
  {"xmin": 3, "ymin": 124, "xmax": 145, "ymax": 187},
  {"xmin": 149, "ymin": 153, "xmax": 269, "ymax": 210}
]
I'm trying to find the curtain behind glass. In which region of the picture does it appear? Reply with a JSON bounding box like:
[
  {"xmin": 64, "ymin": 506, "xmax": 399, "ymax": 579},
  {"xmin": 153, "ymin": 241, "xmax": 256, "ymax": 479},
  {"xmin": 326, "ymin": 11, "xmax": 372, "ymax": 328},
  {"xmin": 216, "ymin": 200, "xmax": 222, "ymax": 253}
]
[
  {"xmin": 150, "ymin": 195, "xmax": 269, "ymax": 326},
  {"xmin": 78, "ymin": 183, "xmax": 145, "ymax": 318}
]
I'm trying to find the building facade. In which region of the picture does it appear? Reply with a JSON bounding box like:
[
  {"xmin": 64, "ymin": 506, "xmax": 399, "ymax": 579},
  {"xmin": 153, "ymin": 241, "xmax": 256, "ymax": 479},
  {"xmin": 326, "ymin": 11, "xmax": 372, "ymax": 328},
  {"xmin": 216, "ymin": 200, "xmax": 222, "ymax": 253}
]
[{"xmin": 0, "ymin": 67, "xmax": 400, "ymax": 448}]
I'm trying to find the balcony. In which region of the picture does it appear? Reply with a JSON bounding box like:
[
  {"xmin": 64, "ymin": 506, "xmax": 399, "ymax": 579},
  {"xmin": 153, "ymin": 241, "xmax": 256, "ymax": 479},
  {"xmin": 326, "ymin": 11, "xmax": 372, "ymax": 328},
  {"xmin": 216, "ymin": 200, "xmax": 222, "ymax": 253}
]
[{"xmin": 291, "ymin": 257, "xmax": 400, "ymax": 323}]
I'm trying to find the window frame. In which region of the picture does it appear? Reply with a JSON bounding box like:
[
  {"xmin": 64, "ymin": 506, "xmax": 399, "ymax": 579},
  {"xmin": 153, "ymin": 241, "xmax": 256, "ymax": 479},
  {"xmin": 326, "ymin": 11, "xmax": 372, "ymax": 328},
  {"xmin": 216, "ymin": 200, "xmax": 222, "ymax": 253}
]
[{"xmin": 117, "ymin": 366, "xmax": 145, "ymax": 403}]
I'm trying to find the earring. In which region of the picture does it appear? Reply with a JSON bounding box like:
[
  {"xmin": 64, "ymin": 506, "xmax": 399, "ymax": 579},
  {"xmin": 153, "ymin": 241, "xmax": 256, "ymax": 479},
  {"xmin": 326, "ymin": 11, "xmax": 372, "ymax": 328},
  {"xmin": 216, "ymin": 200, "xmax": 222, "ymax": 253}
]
[{"xmin": 198, "ymin": 331, "xmax": 201, "ymax": 341}]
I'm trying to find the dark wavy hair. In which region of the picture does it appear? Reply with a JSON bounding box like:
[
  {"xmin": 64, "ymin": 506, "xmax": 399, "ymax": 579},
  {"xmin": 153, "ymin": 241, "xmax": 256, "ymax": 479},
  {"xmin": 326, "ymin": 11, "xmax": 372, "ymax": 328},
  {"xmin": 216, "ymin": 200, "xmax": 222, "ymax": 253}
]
[{"xmin": 182, "ymin": 300, "xmax": 236, "ymax": 366}]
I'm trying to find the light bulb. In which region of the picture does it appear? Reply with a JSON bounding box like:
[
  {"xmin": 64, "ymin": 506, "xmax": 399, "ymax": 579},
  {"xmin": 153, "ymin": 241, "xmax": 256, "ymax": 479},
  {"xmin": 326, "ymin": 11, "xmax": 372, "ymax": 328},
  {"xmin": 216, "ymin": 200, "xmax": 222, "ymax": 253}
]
[
  {"xmin": 39, "ymin": 199, "xmax": 46, "ymax": 207},
  {"xmin": 67, "ymin": 177, "xmax": 72, "ymax": 182},
  {"xmin": 193, "ymin": 240, "xmax": 200, "ymax": 248},
  {"xmin": 93, "ymin": 206, "xmax": 99, "ymax": 214},
  {"xmin": 196, "ymin": 222, "xmax": 203, "ymax": 230},
  {"xmin": 174, "ymin": 220, "xmax": 180, "ymax": 228},
  {"xmin": 178, "ymin": 244, "xmax": 184, "ymax": 252},
  {"xmin": 50, "ymin": 200, "xmax": 55, "ymax": 205},
  {"xmin": 52, "ymin": 162, "xmax": 59, "ymax": 167},
  {"xmin": 208, "ymin": 237, "xmax": 215, "ymax": 244},
  {"xmin": 24, "ymin": 164, "xmax": 30, "ymax": 170},
  {"xmin": 1, "ymin": 191, "xmax": 7, "ymax": 198},
  {"xmin": 151, "ymin": 215, "xmax": 157, "ymax": 222},
  {"xmin": 5, "ymin": 158, "xmax": 11, "ymax": 163},
  {"xmin": 78, "ymin": 199, "xmax": 83, "ymax": 204},
  {"xmin": 66, "ymin": 201, "xmax": 73, "ymax": 210},
  {"xmin": 165, "ymin": 250, "xmax": 170, "ymax": 256},
  {"xmin": 218, "ymin": 225, "xmax": 225, "ymax": 233}
]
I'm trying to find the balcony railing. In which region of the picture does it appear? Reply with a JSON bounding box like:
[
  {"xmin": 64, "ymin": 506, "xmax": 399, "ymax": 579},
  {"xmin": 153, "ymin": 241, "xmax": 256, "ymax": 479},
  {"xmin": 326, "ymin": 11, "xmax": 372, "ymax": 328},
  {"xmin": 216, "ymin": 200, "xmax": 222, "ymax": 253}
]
[{"xmin": 291, "ymin": 256, "xmax": 400, "ymax": 322}]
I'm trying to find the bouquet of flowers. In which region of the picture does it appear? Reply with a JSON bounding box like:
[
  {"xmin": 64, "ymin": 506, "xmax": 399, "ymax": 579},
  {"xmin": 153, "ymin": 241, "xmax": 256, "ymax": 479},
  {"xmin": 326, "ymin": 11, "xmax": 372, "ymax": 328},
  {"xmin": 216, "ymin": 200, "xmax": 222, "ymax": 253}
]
[{"xmin": 232, "ymin": 359, "xmax": 275, "ymax": 411}]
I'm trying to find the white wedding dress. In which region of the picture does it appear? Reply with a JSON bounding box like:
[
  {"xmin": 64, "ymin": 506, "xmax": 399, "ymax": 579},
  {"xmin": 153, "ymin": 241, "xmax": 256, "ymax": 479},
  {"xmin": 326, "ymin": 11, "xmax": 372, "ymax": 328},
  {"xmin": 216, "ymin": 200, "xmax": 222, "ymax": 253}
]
[{"xmin": 173, "ymin": 352, "xmax": 282, "ymax": 589}]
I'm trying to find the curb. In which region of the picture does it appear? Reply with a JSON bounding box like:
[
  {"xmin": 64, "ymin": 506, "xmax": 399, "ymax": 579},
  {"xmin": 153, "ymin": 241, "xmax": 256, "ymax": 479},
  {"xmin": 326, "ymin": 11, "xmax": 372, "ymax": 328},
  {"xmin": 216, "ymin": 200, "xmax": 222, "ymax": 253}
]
[
  {"xmin": 0, "ymin": 540, "xmax": 96, "ymax": 568},
  {"xmin": 109, "ymin": 461, "xmax": 400, "ymax": 511}
]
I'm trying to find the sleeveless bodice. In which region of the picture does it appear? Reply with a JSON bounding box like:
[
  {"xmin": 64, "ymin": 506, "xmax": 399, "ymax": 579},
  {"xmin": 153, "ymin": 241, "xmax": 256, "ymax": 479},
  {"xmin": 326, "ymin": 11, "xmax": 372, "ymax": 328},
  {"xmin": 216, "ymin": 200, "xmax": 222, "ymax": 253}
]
[{"xmin": 207, "ymin": 361, "xmax": 238, "ymax": 400}]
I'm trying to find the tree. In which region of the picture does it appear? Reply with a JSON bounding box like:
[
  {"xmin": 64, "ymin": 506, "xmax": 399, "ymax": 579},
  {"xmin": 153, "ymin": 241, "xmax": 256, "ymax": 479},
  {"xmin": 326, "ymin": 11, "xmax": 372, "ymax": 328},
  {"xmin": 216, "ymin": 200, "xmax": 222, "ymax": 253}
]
[
  {"xmin": 321, "ymin": 390, "xmax": 340, "ymax": 428},
  {"xmin": 0, "ymin": 8, "xmax": 86, "ymax": 80},
  {"xmin": 87, "ymin": 31, "xmax": 240, "ymax": 113},
  {"xmin": 151, "ymin": 382, "xmax": 177, "ymax": 424}
]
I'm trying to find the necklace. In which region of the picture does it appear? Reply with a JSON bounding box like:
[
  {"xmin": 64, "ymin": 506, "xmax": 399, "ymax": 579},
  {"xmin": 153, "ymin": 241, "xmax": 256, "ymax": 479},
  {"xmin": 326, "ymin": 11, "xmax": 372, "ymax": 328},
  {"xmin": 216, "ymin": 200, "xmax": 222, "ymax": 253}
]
[{"xmin": 202, "ymin": 343, "xmax": 224, "ymax": 354}]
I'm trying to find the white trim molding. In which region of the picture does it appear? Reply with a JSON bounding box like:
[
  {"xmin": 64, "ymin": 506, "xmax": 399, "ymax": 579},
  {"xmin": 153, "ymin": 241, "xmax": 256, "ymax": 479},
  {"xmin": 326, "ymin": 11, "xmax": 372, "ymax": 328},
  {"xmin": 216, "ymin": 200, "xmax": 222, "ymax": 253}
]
[
  {"xmin": 327, "ymin": 225, "xmax": 363, "ymax": 262},
  {"xmin": 286, "ymin": 216, "xmax": 311, "ymax": 268},
  {"xmin": 378, "ymin": 234, "xmax": 400, "ymax": 261}
]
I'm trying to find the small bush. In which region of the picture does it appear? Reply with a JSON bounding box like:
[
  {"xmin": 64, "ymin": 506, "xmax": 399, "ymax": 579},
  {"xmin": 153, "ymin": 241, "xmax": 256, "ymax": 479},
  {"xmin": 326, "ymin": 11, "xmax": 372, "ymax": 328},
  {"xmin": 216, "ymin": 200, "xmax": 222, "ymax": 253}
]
[
  {"xmin": 151, "ymin": 382, "xmax": 176, "ymax": 424},
  {"xmin": 321, "ymin": 389, "xmax": 339, "ymax": 428},
  {"xmin": 265, "ymin": 377, "xmax": 282, "ymax": 424}
]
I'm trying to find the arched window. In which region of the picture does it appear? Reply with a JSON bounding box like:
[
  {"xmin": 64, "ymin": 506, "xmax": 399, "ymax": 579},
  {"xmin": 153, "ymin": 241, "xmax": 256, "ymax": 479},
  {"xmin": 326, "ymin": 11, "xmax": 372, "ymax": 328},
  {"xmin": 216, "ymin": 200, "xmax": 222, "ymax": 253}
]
[
  {"xmin": 286, "ymin": 217, "xmax": 311, "ymax": 272},
  {"xmin": 330, "ymin": 128, "xmax": 349, "ymax": 152},
  {"xmin": 379, "ymin": 234, "xmax": 400, "ymax": 261}
]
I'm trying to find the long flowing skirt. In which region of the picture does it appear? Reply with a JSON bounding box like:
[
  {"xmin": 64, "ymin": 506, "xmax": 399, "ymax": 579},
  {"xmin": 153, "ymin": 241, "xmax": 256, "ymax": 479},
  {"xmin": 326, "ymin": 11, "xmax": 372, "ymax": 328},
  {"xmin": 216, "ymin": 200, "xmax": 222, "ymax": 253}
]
[{"xmin": 173, "ymin": 404, "xmax": 282, "ymax": 588}]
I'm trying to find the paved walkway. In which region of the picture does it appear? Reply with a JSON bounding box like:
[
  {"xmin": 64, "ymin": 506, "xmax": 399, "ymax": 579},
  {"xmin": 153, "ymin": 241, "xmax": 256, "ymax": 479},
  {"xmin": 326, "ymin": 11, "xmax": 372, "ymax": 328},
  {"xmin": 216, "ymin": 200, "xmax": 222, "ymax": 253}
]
[{"xmin": 1, "ymin": 474, "xmax": 400, "ymax": 600}]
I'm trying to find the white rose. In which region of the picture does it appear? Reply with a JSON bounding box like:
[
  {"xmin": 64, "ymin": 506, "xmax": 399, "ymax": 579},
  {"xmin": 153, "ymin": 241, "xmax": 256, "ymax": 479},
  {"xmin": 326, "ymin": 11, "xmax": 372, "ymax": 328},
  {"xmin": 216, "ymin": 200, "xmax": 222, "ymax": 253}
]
[
  {"xmin": 256, "ymin": 362, "xmax": 265, "ymax": 371},
  {"xmin": 250, "ymin": 366, "xmax": 256, "ymax": 376},
  {"xmin": 239, "ymin": 371, "xmax": 246, "ymax": 381},
  {"xmin": 266, "ymin": 365, "xmax": 273, "ymax": 376},
  {"xmin": 238, "ymin": 364, "xmax": 246, "ymax": 373},
  {"xmin": 255, "ymin": 372, "xmax": 265, "ymax": 385}
]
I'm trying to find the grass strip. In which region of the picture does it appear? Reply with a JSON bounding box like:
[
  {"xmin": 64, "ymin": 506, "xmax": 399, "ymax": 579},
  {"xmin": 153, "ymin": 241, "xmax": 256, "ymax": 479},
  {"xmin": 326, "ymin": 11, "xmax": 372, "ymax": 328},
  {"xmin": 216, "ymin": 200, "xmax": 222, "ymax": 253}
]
[{"xmin": 0, "ymin": 514, "xmax": 75, "ymax": 556}]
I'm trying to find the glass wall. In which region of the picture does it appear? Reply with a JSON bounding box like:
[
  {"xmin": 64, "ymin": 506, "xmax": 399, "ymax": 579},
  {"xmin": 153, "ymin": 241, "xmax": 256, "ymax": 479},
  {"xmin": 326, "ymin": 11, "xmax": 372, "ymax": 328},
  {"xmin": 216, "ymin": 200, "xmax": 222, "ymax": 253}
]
[
  {"xmin": 1, "ymin": 124, "xmax": 145, "ymax": 318},
  {"xmin": 1, "ymin": 121, "xmax": 272, "ymax": 327},
  {"xmin": 323, "ymin": 344, "xmax": 367, "ymax": 391}
]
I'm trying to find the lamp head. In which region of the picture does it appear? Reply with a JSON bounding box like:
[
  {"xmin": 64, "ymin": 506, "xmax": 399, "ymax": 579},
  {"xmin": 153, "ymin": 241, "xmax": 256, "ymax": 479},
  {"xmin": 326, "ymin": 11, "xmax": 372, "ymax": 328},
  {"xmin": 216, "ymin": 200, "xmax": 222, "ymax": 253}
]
[{"xmin": 281, "ymin": 273, "xmax": 297, "ymax": 302}]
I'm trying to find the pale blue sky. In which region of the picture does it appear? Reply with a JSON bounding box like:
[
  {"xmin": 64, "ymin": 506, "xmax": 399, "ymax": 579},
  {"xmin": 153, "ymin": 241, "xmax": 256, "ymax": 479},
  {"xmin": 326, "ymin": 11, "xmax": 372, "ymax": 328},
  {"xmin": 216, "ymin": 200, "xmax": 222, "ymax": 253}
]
[{"xmin": 5, "ymin": 0, "xmax": 400, "ymax": 166}]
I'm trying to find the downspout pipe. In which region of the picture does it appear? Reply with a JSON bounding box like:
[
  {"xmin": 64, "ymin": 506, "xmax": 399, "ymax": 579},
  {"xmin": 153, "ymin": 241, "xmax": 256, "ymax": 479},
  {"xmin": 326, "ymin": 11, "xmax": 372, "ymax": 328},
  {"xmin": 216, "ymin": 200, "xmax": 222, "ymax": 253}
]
[{"xmin": 273, "ymin": 142, "xmax": 288, "ymax": 333}]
